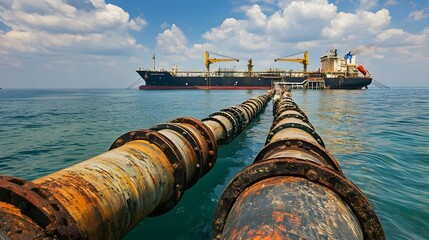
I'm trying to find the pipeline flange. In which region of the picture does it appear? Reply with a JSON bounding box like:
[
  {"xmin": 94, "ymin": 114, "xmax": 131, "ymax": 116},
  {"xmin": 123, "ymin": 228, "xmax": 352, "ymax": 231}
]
[
  {"xmin": 150, "ymin": 123, "xmax": 203, "ymax": 189},
  {"xmin": 275, "ymin": 105, "xmax": 309, "ymax": 121},
  {"xmin": 110, "ymin": 129, "xmax": 186, "ymax": 216},
  {"xmin": 266, "ymin": 122, "xmax": 325, "ymax": 147},
  {"xmin": 270, "ymin": 113, "xmax": 313, "ymax": 131},
  {"xmin": 253, "ymin": 138, "xmax": 342, "ymax": 173},
  {"xmin": 243, "ymin": 99, "xmax": 260, "ymax": 113},
  {"xmin": 212, "ymin": 158, "xmax": 385, "ymax": 240},
  {"xmin": 171, "ymin": 117, "xmax": 218, "ymax": 176},
  {"xmin": 0, "ymin": 176, "xmax": 82, "ymax": 239},
  {"xmin": 230, "ymin": 106, "xmax": 249, "ymax": 128},
  {"xmin": 207, "ymin": 111, "xmax": 238, "ymax": 144},
  {"xmin": 239, "ymin": 103, "xmax": 255, "ymax": 120},
  {"xmin": 221, "ymin": 108, "xmax": 244, "ymax": 133}
]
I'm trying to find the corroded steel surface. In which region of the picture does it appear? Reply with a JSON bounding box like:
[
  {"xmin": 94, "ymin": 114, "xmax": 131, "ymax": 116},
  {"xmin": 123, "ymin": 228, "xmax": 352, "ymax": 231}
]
[
  {"xmin": 0, "ymin": 90, "xmax": 274, "ymax": 239},
  {"xmin": 222, "ymin": 176, "xmax": 363, "ymax": 239},
  {"xmin": 213, "ymin": 88, "xmax": 384, "ymax": 240},
  {"xmin": 213, "ymin": 159, "xmax": 384, "ymax": 239},
  {"xmin": 254, "ymin": 138, "xmax": 342, "ymax": 172},
  {"xmin": 35, "ymin": 140, "xmax": 176, "ymax": 239},
  {"xmin": 171, "ymin": 116, "xmax": 217, "ymax": 176},
  {"xmin": 0, "ymin": 202, "xmax": 47, "ymax": 239},
  {"xmin": 0, "ymin": 176, "xmax": 80, "ymax": 239}
]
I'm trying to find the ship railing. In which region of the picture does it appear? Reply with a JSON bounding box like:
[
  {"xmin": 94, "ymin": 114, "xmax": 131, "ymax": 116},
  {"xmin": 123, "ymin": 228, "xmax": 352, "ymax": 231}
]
[{"xmin": 276, "ymin": 80, "xmax": 308, "ymax": 89}]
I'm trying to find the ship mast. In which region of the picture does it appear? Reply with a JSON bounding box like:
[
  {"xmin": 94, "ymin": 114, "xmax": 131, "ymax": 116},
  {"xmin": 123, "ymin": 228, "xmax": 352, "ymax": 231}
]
[
  {"xmin": 247, "ymin": 59, "xmax": 253, "ymax": 77},
  {"xmin": 152, "ymin": 54, "xmax": 156, "ymax": 71}
]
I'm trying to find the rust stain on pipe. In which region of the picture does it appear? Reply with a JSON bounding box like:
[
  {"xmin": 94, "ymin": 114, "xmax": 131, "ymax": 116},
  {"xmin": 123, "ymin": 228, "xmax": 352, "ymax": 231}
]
[
  {"xmin": 0, "ymin": 90, "xmax": 274, "ymax": 239},
  {"xmin": 221, "ymin": 176, "xmax": 363, "ymax": 240},
  {"xmin": 213, "ymin": 87, "xmax": 384, "ymax": 240},
  {"xmin": 34, "ymin": 140, "xmax": 175, "ymax": 239}
]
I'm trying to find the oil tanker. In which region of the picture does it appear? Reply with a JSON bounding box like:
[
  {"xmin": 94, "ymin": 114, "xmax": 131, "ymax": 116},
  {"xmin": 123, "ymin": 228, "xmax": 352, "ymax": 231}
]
[{"xmin": 137, "ymin": 49, "xmax": 372, "ymax": 90}]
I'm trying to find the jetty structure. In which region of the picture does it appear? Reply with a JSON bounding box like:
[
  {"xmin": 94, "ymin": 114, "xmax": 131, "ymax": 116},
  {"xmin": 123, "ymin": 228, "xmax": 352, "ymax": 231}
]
[
  {"xmin": 137, "ymin": 48, "xmax": 372, "ymax": 90},
  {"xmin": 0, "ymin": 87, "xmax": 384, "ymax": 239}
]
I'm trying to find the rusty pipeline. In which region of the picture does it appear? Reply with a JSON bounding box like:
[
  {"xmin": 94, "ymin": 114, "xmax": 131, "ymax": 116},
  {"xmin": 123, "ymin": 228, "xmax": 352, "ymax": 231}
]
[
  {"xmin": 0, "ymin": 90, "xmax": 274, "ymax": 239},
  {"xmin": 213, "ymin": 89, "xmax": 385, "ymax": 240}
]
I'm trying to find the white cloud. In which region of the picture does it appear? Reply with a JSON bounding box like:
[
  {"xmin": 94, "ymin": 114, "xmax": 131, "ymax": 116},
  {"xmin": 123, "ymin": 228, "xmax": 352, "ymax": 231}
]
[
  {"xmin": 267, "ymin": 0, "xmax": 337, "ymax": 41},
  {"xmin": 156, "ymin": 24, "xmax": 188, "ymax": 54},
  {"xmin": 245, "ymin": 5, "xmax": 267, "ymax": 30},
  {"xmin": 408, "ymin": 9, "xmax": 429, "ymax": 21},
  {"xmin": 376, "ymin": 28, "xmax": 426, "ymax": 46},
  {"xmin": 358, "ymin": 0, "xmax": 379, "ymax": 11},
  {"xmin": 322, "ymin": 9, "xmax": 390, "ymax": 40},
  {"xmin": 383, "ymin": 0, "xmax": 398, "ymax": 7},
  {"xmin": 129, "ymin": 17, "xmax": 147, "ymax": 31},
  {"xmin": 0, "ymin": 0, "xmax": 146, "ymax": 57}
]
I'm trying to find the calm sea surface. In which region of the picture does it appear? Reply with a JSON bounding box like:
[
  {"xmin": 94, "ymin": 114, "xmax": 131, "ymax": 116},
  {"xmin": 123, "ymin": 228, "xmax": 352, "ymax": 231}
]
[{"xmin": 0, "ymin": 88, "xmax": 428, "ymax": 239}]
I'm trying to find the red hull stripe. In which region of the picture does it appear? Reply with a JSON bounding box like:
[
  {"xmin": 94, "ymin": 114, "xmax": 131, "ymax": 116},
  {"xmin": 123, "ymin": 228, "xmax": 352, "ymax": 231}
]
[{"xmin": 139, "ymin": 86, "xmax": 272, "ymax": 90}]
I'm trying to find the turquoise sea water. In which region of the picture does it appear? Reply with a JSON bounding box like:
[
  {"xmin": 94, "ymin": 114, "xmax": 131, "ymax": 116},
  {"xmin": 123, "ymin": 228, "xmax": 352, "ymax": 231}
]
[{"xmin": 0, "ymin": 88, "xmax": 428, "ymax": 239}]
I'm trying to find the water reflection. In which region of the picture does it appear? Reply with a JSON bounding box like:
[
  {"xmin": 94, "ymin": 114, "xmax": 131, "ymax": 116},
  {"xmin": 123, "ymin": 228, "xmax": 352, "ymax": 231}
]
[{"xmin": 293, "ymin": 90, "xmax": 368, "ymax": 156}]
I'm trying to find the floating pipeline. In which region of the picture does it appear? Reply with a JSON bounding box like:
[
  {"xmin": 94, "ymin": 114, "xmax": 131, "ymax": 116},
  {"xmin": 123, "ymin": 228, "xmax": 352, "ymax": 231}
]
[
  {"xmin": 213, "ymin": 89, "xmax": 385, "ymax": 240},
  {"xmin": 0, "ymin": 90, "xmax": 274, "ymax": 239}
]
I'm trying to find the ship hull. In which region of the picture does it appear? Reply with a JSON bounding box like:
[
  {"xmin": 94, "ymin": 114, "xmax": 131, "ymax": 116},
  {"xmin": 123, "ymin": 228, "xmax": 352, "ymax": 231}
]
[{"xmin": 137, "ymin": 70, "xmax": 371, "ymax": 90}]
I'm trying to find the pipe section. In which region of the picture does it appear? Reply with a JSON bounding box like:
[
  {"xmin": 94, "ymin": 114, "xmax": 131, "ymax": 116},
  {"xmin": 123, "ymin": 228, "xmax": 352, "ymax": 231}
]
[
  {"xmin": 213, "ymin": 88, "xmax": 385, "ymax": 240},
  {"xmin": 0, "ymin": 90, "xmax": 274, "ymax": 239}
]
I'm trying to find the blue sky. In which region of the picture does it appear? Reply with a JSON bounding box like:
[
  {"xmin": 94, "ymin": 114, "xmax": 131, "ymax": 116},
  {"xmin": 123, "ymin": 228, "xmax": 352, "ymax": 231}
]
[{"xmin": 1, "ymin": 0, "xmax": 428, "ymax": 88}]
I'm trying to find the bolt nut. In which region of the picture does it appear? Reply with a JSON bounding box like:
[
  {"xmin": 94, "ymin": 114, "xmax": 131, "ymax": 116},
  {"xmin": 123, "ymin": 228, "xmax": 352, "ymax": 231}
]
[
  {"xmin": 172, "ymin": 163, "xmax": 179, "ymax": 170},
  {"xmin": 306, "ymin": 169, "xmax": 318, "ymax": 181},
  {"xmin": 214, "ymin": 219, "xmax": 224, "ymax": 229}
]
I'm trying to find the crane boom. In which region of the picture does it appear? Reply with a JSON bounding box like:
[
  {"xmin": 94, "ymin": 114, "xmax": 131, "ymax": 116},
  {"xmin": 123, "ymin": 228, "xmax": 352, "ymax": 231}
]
[
  {"xmin": 204, "ymin": 51, "xmax": 239, "ymax": 73},
  {"xmin": 275, "ymin": 51, "xmax": 309, "ymax": 72}
]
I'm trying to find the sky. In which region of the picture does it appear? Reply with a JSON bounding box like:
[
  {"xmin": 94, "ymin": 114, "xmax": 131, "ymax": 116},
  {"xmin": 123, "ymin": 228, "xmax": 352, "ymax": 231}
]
[{"xmin": 0, "ymin": 0, "xmax": 428, "ymax": 88}]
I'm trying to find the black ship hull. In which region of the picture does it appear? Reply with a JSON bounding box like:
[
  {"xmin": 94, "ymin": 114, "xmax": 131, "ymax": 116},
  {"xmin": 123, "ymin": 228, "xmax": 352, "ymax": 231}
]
[{"xmin": 137, "ymin": 70, "xmax": 371, "ymax": 90}]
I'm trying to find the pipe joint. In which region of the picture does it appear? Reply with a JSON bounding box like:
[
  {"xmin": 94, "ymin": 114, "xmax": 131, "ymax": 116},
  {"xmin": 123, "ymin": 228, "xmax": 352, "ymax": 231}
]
[
  {"xmin": 212, "ymin": 158, "xmax": 384, "ymax": 240},
  {"xmin": 266, "ymin": 122, "xmax": 325, "ymax": 147},
  {"xmin": 0, "ymin": 176, "xmax": 81, "ymax": 239},
  {"xmin": 110, "ymin": 129, "xmax": 186, "ymax": 216},
  {"xmin": 254, "ymin": 138, "xmax": 342, "ymax": 172}
]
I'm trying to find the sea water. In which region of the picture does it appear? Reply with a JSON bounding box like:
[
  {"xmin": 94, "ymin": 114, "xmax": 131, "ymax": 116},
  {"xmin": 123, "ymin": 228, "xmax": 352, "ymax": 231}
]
[{"xmin": 0, "ymin": 88, "xmax": 428, "ymax": 239}]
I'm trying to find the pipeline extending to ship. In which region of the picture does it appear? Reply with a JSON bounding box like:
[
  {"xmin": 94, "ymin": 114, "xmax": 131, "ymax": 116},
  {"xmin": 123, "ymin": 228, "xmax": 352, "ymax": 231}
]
[
  {"xmin": 212, "ymin": 88, "xmax": 385, "ymax": 239},
  {"xmin": 0, "ymin": 91, "xmax": 273, "ymax": 239}
]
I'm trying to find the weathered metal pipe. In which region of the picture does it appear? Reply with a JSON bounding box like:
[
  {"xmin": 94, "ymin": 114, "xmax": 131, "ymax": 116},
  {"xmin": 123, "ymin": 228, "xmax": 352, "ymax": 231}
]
[
  {"xmin": 213, "ymin": 88, "xmax": 385, "ymax": 240},
  {"xmin": 0, "ymin": 90, "xmax": 274, "ymax": 239}
]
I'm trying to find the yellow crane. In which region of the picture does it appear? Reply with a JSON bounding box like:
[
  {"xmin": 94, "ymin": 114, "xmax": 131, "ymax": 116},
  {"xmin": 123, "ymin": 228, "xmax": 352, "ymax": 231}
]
[
  {"xmin": 204, "ymin": 51, "xmax": 239, "ymax": 73},
  {"xmin": 275, "ymin": 51, "xmax": 309, "ymax": 72}
]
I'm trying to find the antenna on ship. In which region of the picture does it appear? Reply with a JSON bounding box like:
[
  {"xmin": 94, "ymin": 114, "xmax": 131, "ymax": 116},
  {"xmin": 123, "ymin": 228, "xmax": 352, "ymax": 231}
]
[{"xmin": 152, "ymin": 54, "xmax": 156, "ymax": 71}]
